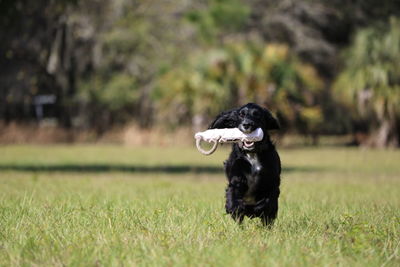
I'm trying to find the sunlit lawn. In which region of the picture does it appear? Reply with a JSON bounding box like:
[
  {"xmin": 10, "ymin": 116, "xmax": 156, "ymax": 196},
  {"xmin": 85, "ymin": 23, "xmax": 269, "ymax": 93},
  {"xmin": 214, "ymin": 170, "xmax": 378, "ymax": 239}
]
[{"xmin": 0, "ymin": 145, "xmax": 399, "ymax": 266}]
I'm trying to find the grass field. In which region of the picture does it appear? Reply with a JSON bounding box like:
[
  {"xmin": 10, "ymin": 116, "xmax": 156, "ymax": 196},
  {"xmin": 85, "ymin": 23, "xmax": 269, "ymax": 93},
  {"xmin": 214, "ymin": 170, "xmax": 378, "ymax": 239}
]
[{"xmin": 0, "ymin": 145, "xmax": 399, "ymax": 266}]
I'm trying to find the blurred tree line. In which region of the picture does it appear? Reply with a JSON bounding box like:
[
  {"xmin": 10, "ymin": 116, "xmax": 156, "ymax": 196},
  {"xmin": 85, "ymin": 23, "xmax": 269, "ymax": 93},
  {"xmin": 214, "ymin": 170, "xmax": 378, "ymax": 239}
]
[{"xmin": 1, "ymin": 0, "xmax": 400, "ymax": 147}]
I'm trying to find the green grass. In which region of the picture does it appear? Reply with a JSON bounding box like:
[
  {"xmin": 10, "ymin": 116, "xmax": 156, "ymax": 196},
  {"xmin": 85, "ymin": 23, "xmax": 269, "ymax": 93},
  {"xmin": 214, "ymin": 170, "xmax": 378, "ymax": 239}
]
[{"xmin": 0, "ymin": 145, "xmax": 399, "ymax": 266}]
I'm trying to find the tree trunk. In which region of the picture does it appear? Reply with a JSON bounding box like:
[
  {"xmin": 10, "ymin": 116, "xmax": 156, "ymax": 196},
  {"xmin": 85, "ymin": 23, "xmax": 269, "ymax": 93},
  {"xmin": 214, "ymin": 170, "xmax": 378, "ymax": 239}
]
[{"xmin": 365, "ymin": 117, "xmax": 399, "ymax": 148}]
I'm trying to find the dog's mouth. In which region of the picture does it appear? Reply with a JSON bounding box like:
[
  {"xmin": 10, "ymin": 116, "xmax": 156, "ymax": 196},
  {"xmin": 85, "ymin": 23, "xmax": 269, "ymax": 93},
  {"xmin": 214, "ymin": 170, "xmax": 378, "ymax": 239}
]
[{"xmin": 242, "ymin": 141, "xmax": 255, "ymax": 150}]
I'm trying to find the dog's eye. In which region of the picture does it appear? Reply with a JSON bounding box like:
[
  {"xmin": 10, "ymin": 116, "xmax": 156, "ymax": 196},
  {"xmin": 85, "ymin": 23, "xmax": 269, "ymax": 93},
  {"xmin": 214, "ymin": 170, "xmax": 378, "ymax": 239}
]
[{"xmin": 239, "ymin": 110, "xmax": 245, "ymax": 118}]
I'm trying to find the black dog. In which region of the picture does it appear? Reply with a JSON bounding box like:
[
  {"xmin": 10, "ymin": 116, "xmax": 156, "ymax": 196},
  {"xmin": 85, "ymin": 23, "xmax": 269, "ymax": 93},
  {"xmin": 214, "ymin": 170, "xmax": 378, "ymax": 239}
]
[{"xmin": 209, "ymin": 103, "xmax": 281, "ymax": 225}]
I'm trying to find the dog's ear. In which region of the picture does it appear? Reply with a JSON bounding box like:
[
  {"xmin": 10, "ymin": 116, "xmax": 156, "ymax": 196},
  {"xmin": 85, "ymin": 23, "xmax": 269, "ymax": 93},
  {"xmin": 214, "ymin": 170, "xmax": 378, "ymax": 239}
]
[
  {"xmin": 268, "ymin": 116, "xmax": 280, "ymax": 130},
  {"xmin": 209, "ymin": 108, "xmax": 239, "ymax": 129},
  {"xmin": 262, "ymin": 108, "xmax": 280, "ymax": 130}
]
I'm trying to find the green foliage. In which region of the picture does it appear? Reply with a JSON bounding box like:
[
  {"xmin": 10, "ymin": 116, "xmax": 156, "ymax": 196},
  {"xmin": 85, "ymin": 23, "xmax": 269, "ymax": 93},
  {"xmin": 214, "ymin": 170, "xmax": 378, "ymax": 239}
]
[
  {"xmin": 334, "ymin": 17, "xmax": 400, "ymax": 146},
  {"xmin": 77, "ymin": 73, "xmax": 139, "ymax": 131},
  {"xmin": 154, "ymin": 49, "xmax": 233, "ymax": 125},
  {"xmin": 186, "ymin": 0, "xmax": 250, "ymax": 42},
  {"xmin": 155, "ymin": 41, "xmax": 324, "ymax": 132},
  {"xmin": 2, "ymin": 0, "xmax": 400, "ymax": 142},
  {"xmin": 80, "ymin": 74, "xmax": 139, "ymax": 111},
  {"xmin": 75, "ymin": 0, "xmax": 191, "ymax": 129},
  {"xmin": 335, "ymin": 18, "xmax": 400, "ymax": 112}
]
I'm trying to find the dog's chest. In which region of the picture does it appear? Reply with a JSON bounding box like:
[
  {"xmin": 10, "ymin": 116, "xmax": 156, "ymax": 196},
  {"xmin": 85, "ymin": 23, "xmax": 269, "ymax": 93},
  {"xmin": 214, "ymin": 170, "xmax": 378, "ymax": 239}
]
[{"xmin": 243, "ymin": 153, "xmax": 262, "ymax": 204}]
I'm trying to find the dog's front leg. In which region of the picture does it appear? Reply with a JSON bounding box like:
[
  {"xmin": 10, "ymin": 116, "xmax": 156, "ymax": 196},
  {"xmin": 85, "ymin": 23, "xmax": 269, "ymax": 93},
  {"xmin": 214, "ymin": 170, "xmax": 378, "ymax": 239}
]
[
  {"xmin": 225, "ymin": 176, "xmax": 247, "ymax": 223},
  {"xmin": 259, "ymin": 189, "xmax": 280, "ymax": 226}
]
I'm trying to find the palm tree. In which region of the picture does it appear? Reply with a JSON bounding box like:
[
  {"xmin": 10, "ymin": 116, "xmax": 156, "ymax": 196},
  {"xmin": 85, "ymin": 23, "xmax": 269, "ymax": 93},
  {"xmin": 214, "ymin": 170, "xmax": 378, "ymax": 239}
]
[
  {"xmin": 156, "ymin": 41, "xmax": 324, "ymax": 136},
  {"xmin": 334, "ymin": 17, "xmax": 400, "ymax": 147}
]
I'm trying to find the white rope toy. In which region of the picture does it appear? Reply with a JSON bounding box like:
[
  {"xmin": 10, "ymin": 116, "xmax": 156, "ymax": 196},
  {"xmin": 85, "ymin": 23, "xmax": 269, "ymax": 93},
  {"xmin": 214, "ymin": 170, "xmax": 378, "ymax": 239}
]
[{"xmin": 194, "ymin": 128, "xmax": 264, "ymax": 155}]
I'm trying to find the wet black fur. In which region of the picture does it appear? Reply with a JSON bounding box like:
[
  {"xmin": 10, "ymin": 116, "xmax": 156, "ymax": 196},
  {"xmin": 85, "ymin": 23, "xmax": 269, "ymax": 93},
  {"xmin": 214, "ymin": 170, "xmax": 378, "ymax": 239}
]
[{"xmin": 209, "ymin": 103, "xmax": 281, "ymax": 225}]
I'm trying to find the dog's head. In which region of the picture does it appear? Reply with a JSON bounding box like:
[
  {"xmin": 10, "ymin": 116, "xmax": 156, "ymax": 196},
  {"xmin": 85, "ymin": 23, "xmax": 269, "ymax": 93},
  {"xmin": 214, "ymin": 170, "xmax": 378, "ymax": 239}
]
[
  {"xmin": 236, "ymin": 103, "xmax": 279, "ymax": 134},
  {"xmin": 209, "ymin": 103, "xmax": 279, "ymax": 151}
]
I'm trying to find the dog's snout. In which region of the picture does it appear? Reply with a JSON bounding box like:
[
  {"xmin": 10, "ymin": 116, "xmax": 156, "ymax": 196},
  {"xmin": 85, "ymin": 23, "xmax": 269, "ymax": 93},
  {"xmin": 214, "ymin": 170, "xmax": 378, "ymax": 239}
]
[{"xmin": 239, "ymin": 120, "xmax": 255, "ymax": 133}]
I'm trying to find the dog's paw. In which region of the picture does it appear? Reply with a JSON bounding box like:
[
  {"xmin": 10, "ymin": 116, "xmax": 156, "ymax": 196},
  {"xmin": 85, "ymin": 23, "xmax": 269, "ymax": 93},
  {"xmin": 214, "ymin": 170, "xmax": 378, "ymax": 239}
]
[{"xmin": 225, "ymin": 199, "xmax": 245, "ymax": 215}]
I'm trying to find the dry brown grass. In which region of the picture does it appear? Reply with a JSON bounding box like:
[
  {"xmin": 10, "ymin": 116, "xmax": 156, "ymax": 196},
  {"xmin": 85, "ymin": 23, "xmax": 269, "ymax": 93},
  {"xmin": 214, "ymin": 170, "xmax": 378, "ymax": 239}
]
[{"xmin": 0, "ymin": 121, "xmax": 195, "ymax": 146}]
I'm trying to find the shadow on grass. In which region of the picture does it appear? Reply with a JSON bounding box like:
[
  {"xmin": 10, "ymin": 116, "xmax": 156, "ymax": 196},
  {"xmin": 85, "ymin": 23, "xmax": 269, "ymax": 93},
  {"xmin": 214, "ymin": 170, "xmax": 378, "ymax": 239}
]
[{"xmin": 0, "ymin": 164, "xmax": 321, "ymax": 174}]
